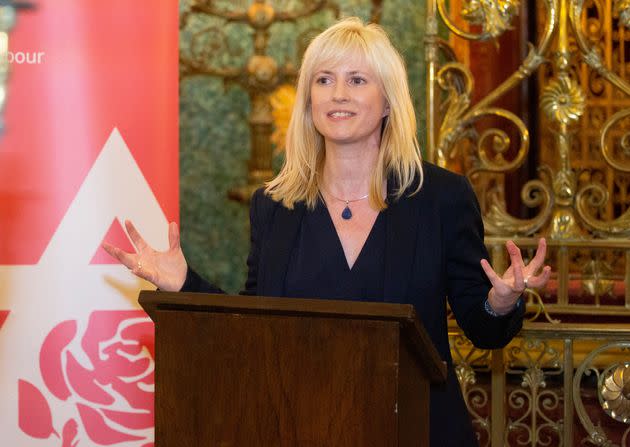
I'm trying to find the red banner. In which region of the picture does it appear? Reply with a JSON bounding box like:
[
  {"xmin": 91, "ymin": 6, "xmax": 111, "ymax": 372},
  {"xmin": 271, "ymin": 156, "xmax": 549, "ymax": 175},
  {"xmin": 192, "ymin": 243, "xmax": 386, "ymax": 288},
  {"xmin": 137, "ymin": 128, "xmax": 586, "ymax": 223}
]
[{"xmin": 0, "ymin": 2, "xmax": 178, "ymax": 446}]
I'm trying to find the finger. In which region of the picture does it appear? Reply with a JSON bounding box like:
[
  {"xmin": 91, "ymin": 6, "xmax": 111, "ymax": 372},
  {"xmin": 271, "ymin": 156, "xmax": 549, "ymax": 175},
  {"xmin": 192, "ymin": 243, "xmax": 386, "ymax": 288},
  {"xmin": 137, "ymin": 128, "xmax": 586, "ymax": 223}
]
[
  {"xmin": 125, "ymin": 220, "xmax": 148, "ymax": 252},
  {"xmin": 506, "ymin": 241, "xmax": 526, "ymax": 288},
  {"xmin": 168, "ymin": 222, "xmax": 180, "ymax": 251},
  {"xmin": 506, "ymin": 240, "xmax": 526, "ymax": 270},
  {"xmin": 480, "ymin": 259, "xmax": 502, "ymax": 286},
  {"xmin": 102, "ymin": 242, "xmax": 136, "ymax": 270},
  {"xmin": 131, "ymin": 262, "xmax": 154, "ymax": 284},
  {"xmin": 524, "ymin": 265, "xmax": 552, "ymax": 289},
  {"xmin": 104, "ymin": 241, "xmax": 154, "ymax": 284},
  {"xmin": 527, "ymin": 237, "xmax": 548, "ymax": 273}
]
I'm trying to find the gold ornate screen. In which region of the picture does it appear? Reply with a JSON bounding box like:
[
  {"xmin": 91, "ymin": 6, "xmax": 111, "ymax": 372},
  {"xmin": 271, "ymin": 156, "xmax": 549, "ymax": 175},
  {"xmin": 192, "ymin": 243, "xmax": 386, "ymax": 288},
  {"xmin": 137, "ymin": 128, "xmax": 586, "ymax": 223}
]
[
  {"xmin": 427, "ymin": 0, "xmax": 630, "ymax": 444},
  {"xmin": 427, "ymin": 0, "xmax": 630, "ymax": 319}
]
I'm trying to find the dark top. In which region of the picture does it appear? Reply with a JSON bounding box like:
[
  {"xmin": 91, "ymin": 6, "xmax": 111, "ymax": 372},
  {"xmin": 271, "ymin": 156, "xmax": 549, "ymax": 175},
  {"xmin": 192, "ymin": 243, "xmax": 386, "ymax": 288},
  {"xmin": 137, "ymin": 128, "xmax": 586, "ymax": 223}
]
[
  {"xmin": 181, "ymin": 162, "xmax": 524, "ymax": 447},
  {"xmin": 284, "ymin": 198, "xmax": 386, "ymax": 301}
]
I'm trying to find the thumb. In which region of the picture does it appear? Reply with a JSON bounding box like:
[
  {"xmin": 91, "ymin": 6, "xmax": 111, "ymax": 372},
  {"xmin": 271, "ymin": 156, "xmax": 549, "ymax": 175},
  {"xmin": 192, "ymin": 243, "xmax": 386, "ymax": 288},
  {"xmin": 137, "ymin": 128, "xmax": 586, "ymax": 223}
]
[{"xmin": 480, "ymin": 259, "xmax": 501, "ymax": 286}]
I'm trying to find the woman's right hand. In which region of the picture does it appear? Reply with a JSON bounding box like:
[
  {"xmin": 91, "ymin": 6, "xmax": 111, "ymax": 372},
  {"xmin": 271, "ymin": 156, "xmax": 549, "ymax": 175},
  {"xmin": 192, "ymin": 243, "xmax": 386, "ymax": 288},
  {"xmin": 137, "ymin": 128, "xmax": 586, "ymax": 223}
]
[{"xmin": 102, "ymin": 220, "xmax": 188, "ymax": 292}]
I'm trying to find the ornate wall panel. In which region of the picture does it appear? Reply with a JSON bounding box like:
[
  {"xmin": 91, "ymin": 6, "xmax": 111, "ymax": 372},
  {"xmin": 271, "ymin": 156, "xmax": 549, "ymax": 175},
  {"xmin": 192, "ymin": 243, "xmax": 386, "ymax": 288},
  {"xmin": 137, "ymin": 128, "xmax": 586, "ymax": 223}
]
[
  {"xmin": 427, "ymin": 0, "xmax": 630, "ymax": 320},
  {"xmin": 433, "ymin": 0, "xmax": 630, "ymax": 443}
]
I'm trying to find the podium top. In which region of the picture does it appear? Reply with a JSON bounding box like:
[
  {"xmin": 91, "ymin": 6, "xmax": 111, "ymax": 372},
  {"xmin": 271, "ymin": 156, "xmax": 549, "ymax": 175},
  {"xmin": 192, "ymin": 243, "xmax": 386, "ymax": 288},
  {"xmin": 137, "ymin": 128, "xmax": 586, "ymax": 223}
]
[{"xmin": 139, "ymin": 290, "xmax": 447, "ymax": 383}]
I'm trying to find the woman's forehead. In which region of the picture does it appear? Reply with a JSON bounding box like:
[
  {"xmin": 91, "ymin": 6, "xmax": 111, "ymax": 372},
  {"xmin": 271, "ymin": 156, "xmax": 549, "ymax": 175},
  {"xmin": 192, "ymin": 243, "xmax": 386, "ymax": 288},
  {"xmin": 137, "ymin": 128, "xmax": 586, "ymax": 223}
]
[{"xmin": 313, "ymin": 53, "xmax": 376, "ymax": 75}]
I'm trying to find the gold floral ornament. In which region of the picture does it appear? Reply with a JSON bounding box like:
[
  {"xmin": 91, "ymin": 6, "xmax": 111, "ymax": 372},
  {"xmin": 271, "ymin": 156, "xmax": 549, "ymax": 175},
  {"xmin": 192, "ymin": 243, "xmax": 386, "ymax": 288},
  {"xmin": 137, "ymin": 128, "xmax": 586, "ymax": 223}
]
[
  {"xmin": 599, "ymin": 362, "xmax": 630, "ymax": 423},
  {"xmin": 461, "ymin": 0, "xmax": 520, "ymax": 39},
  {"xmin": 614, "ymin": 0, "xmax": 630, "ymax": 29},
  {"xmin": 540, "ymin": 75, "xmax": 586, "ymax": 126},
  {"xmin": 269, "ymin": 84, "xmax": 296, "ymax": 153}
]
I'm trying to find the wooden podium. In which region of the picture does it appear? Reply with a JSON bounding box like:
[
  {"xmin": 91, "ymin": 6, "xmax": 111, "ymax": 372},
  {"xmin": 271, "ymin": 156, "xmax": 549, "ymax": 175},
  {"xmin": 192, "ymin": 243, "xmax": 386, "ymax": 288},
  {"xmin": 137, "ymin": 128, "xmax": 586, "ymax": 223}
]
[{"xmin": 140, "ymin": 291, "xmax": 447, "ymax": 447}]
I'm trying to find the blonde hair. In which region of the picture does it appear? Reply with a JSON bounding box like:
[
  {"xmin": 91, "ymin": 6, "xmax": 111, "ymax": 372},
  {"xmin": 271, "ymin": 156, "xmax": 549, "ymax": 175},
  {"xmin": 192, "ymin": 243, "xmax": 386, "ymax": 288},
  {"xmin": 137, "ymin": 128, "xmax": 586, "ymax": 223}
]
[{"xmin": 265, "ymin": 17, "xmax": 423, "ymax": 210}]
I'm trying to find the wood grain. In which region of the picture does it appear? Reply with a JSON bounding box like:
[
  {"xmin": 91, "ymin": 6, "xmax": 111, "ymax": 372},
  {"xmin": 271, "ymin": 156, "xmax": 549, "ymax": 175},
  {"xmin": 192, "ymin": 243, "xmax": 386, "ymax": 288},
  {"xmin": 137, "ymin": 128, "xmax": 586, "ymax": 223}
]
[{"xmin": 143, "ymin": 292, "xmax": 442, "ymax": 446}]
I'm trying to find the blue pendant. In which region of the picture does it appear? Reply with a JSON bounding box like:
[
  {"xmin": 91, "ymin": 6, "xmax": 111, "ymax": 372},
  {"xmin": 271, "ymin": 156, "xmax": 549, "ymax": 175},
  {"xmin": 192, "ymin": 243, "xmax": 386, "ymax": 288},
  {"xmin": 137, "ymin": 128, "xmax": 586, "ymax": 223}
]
[{"xmin": 341, "ymin": 206, "xmax": 352, "ymax": 220}]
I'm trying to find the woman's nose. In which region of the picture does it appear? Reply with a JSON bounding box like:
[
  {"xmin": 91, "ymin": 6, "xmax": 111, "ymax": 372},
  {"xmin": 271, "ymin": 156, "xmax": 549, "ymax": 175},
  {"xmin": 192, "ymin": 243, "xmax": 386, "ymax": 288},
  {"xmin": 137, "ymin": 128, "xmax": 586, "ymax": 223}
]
[{"xmin": 332, "ymin": 82, "xmax": 349, "ymax": 102}]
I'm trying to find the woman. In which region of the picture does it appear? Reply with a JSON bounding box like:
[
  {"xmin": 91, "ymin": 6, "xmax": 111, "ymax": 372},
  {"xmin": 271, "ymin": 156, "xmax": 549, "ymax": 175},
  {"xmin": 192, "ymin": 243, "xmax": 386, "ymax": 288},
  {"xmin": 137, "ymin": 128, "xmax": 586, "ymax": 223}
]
[{"xmin": 105, "ymin": 17, "xmax": 550, "ymax": 446}]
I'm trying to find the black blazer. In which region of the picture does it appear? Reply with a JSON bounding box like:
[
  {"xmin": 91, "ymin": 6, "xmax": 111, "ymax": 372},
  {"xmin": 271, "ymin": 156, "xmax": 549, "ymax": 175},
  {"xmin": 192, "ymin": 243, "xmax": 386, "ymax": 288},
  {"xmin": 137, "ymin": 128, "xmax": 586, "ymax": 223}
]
[{"xmin": 183, "ymin": 162, "xmax": 524, "ymax": 446}]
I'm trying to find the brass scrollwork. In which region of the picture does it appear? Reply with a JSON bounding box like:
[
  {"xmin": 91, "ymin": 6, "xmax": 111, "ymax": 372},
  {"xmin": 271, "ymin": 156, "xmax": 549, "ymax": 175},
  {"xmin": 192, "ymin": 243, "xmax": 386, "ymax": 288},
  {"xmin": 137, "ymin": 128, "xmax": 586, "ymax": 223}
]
[
  {"xmin": 452, "ymin": 335, "xmax": 492, "ymax": 381},
  {"xmin": 576, "ymin": 183, "xmax": 630, "ymax": 237},
  {"xmin": 574, "ymin": 342, "xmax": 630, "ymax": 445},
  {"xmin": 435, "ymin": 61, "xmax": 530, "ymax": 173},
  {"xmin": 430, "ymin": 0, "xmax": 630, "ymax": 319},
  {"xmin": 431, "ymin": 0, "xmax": 557, "ymax": 181},
  {"xmin": 600, "ymin": 108, "xmax": 630, "ymax": 173},
  {"xmin": 506, "ymin": 338, "xmax": 563, "ymax": 446},
  {"xmin": 461, "ymin": 0, "xmax": 520, "ymax": 39},
  {"xmin": 450, "ymin": 335, "xmax": 492, "ymax": 444},
  {"xmin": 435, "ymin": 62, "xmax": 474, "ymax": 166},
  {"xmin": 571, "ymin": 0, "xmax": 630, "ymax": 97},
  {"xmin": 483, "ymin": 178, "xmax": 554, "ymax": 236},
  {"xmin": 507, "ymin": 338, "xmax": 562, "ymax": 371},
  {"xmin": 614, "ymin": 0, "xmax": 630, "ymax": 29},
  {"xmin": 437, "ymin": 0, "xmax": 520, "ymax": 41},
  {"xmin": 432, "ymin": 0, "xmax": 561, "ymax": 179},
  {"xmin": 469, "ymin": 0, "xmax": 557, "ymax": 114},
  {"xmin": 468, "ymin": 107, "xmax": 530, "ymax": 175}
]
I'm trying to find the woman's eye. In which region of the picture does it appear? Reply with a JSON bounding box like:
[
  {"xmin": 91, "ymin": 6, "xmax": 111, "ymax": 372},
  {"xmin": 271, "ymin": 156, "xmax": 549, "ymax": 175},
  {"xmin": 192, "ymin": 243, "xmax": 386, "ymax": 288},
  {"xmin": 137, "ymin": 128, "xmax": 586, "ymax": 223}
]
[
  {"xmin": 349, "ymin": 76, "xmax": 366, "ymax": 85},
  {"xmin": 316, "ymin": 77, "xmax": 331, "ymax": 85}
]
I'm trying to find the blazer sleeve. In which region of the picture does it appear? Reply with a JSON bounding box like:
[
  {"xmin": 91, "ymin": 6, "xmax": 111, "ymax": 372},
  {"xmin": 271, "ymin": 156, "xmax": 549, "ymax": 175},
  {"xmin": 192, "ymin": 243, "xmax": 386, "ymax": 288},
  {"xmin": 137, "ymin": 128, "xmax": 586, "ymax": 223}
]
[
  {"xmin": 444, "ymin": 175, "xmax": 524, "ymax": 349},
  {"xmin": 179, "ymin": 266, "xmax": 225, "ymax": 294},
  {"xmin": 179, "ymin": 187, "xmax": 268, "ymax": 295},
  {"xmin": 240, "ymin": 187, "xmax": 267, "ymax": 295}
]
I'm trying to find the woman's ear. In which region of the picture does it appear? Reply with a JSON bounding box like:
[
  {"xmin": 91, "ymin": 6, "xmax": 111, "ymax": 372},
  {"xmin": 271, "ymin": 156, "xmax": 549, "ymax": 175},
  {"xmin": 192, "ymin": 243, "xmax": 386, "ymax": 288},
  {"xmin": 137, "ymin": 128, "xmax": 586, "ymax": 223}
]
[{"xmin": 383, "ymin": 102, "xmax": 390, "ymax": 118}]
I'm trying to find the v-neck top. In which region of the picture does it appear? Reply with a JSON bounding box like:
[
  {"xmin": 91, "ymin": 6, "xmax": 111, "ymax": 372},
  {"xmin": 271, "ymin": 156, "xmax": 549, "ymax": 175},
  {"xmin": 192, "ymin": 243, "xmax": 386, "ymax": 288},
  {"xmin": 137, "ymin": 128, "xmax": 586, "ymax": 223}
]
[{"xmin": 284, "ymin": 198, "xmax": 386, "ymax": 301}]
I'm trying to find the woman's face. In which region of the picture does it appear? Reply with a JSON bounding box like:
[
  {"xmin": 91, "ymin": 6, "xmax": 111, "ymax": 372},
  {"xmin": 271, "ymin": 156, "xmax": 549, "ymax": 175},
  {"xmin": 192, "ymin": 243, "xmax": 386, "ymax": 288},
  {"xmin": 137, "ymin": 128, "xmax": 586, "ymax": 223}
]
[{"xmin": 310, "ymin": 55, "xmax": 389, "ymax": 149}]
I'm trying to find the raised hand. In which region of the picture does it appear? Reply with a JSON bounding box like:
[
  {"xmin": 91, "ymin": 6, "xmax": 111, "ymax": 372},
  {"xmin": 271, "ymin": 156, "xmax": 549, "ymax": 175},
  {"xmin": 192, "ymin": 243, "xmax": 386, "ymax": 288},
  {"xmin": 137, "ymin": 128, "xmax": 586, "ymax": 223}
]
[
  {"xmin": 480, "ymin": 238, "xmax": 551, "ymax": 315},
  {"xmin": 102, "ymin": 220, "xmax": 188, "ymax": 292}
]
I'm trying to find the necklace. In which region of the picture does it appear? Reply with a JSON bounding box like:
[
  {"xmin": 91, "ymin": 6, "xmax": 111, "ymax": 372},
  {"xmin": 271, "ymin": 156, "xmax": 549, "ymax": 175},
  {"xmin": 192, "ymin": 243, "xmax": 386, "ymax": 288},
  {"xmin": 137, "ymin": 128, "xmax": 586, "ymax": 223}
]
[{"xmin": 326, "ymin": 191, "xmax": 369, "ymax": 220}]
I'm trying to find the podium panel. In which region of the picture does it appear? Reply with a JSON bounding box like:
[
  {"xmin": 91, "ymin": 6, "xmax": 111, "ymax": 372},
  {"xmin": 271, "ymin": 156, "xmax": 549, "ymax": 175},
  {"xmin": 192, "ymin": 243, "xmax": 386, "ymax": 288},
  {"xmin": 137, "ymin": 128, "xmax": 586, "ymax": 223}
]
[{"xmin": 141, "ymin": 292, "xmax": 445, "ymax": 447}]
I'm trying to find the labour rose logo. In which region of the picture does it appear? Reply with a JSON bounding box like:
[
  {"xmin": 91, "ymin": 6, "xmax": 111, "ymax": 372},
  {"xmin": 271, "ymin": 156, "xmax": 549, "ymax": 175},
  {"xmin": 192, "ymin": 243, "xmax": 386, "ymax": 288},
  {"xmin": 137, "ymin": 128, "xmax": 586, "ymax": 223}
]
[{"xmin": 19, "ymin": 310, "xmax": 154, "ymax": 446}]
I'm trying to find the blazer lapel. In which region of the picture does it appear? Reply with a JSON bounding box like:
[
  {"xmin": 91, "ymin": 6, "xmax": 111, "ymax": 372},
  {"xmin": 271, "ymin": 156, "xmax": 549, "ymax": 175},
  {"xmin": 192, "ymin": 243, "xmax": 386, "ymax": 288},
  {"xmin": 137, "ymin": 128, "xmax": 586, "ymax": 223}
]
[
  {"xmin": 383, "ymin": 193, "xmax": 421, "ymax": 302},
  {"xmin": 258, "ymin": 200, "xmax": 306, "ymax": 297}
]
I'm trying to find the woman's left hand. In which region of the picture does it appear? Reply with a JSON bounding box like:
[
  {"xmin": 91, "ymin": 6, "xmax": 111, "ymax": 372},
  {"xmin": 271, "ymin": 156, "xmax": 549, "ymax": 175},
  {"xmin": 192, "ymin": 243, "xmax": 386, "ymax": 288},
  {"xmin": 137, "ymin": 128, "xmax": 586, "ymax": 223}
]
[{"xmin": 480, "ymin": 238, "xmax": 551, "ymax": 315}]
